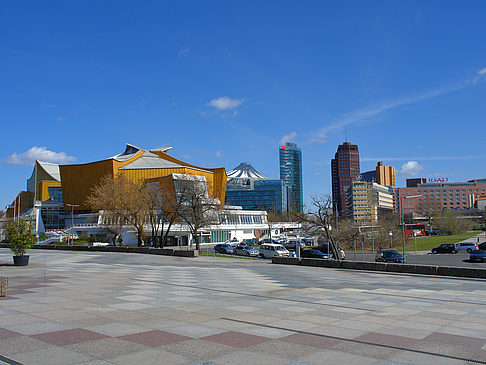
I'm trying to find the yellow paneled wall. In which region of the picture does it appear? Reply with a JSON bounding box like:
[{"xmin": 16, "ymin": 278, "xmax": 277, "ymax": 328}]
[{"xmin": 60, "ymin": 159, "xmax": 115, "ymax": 210}]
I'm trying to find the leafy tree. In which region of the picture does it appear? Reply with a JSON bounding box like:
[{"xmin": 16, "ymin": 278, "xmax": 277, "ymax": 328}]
[
  {"xmin": 5, "ymin": 219, "xmax": 35, "ymax": 256},
  {"xmin": 436, "ymin": 209, "xmax": 473, "ymax": 235}
]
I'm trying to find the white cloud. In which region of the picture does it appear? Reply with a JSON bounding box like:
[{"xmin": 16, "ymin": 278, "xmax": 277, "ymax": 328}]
[
  {"xmin": 178, "ymin": 48, "xmax": 190, "ymax": 56},
  {"xmin": 215, "ymin": 150, "xmax": 223, "ymax": 158},
  {"xmin": 5, "ymin": 147, "xmax": 77, "ymax": 165},
  {"xmin": 310, "ymin": 131, "xmax": 327, "ymax": 144},
  {"xmin": 41, "ymin": 102, "xmax": 55, "ymax": 108},
  {"xmin": 280, "ymin": 132, "xmax": 296, "ymax": 145},
  {"xmin": 207, "ymin": 96, "xmax": 245, "ymax": 111},
  {"xmin": 478, "ymin": 67, "xmax": 486, "ymax": 75},
  {"xmin": 400, "ymin": 161, "xmax": 423, "ymax": 176},
  {"xmin": 57, "ymin": 116, "xmax": 67, "ymax": 121}
]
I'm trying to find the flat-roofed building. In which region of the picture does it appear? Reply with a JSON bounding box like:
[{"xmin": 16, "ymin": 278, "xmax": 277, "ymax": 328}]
[
  {"xmin": 399, "ymin": 179, "xmax": 486, "ymax": 215},
  {"xmin": 346, "ymin": 181, "xmax": 394, "ymax": 224}
]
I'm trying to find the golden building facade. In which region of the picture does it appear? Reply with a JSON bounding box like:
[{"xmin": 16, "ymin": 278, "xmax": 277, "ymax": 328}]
[{"xmin": 59, "ymin": 144, "xmax": 227, "ymax": 211}]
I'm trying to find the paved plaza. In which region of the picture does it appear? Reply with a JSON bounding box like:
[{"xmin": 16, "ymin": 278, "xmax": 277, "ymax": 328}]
[{"xmin": 1, "ymin": 249, "xmax": 486, "ymax": 364}]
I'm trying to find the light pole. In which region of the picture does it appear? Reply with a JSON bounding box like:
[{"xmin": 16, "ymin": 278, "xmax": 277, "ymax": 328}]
[
  {"xmin": 66, "ymin": 203, "xmax": 80, "ymax": 245},
  {"xmin": 389, "ymin": 230, "xmax": 393, "ymax": 249},
  {"xmin": 400, "ymin": 194, "xmax": 421, "ymax": 258}
]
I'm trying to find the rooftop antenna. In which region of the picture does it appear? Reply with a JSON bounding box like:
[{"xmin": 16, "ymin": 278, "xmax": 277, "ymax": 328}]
[{"xmin": 344, "ymin": 128, "xmax": 348, "ymax": 142}]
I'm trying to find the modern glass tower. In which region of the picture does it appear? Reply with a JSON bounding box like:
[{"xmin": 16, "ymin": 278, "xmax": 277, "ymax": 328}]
[{"xmin": 279, "ymin": 142, "xmax": 303, "ymax": 212}]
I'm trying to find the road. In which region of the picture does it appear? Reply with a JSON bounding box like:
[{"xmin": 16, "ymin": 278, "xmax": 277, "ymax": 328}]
[{"xmin": 345, "ymin": 251, "xmax": 486, "ymax": 267}]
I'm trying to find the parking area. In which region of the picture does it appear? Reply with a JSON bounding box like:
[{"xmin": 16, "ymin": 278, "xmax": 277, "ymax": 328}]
[{"xmin": 1, "ymin": 249, "xmax": 486, "ymax": 364}]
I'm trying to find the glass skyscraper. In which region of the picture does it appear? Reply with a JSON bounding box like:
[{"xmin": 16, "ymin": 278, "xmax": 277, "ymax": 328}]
[{"xmin": 279, "ymin": 142, "xmax": 303, "ymax": 212}]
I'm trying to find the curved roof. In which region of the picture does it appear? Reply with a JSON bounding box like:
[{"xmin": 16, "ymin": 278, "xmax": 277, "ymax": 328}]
[
  {"xmin": 37, "ymin": 161, "xmax": 61, "ymax": 182},
  {"xmin": 118, "ymin": 151, "xmax": 185, "ymax": 170},
  {"xmin": 227, "ymin": 162, "xmax": 268, "ymax": 180}
]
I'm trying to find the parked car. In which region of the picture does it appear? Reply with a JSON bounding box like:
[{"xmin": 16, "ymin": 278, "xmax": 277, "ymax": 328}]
[
  {"xmin": 431, "ymin": 244, "xmax": 457, "ymax": 254},
  {"xmin": 301, "ymin": 249, "xmax": 331, "ymax": 259},
  {"xmin": 455, "ymin": 242, "xmax": 479, "ymax": 253},
  {"xmin": 242, "ymin": 238, "xmax": 258, "ymax": 246},
  {"xmin": 234, "ymin": 245, "xmax": 259, "ymax": 257},
  {"xmin": 225, "ymin": 238, "xmax": 241, "ymax": 247},
  {"xmin": 316, "ymin": 244, "xmax": 346, "ymax": 260},
  {"xmin": 479, "ymin": 242, "xmax": 486, "ymax": 251},
  {"xmin": 283, "ymin": 240, "xmax": 305, "ymax": 250},
  {"xmin": 469, "ymin": 250, "xmax": 486, "ymax": 262},
  {"xmin": 259, "ymin": 244, "xmax": 290, "ymax": 258},
  {"xmin": 259, "ymin": 239, "xmax": 279, "ymax": 245},
  {"xmin": 213, "ymin": 244, "xmax": 234, "ymax": 254},
  {"xmin": 375, "ymin": 250, "xmax": 405, "ymax": 263}
]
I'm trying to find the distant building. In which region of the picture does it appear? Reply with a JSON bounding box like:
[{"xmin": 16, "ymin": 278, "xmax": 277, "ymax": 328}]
[
  {"xmin": 225, "ymin": 163, "xmax": 288, "ymax": 213},
  {"xmin": 376, "ymin": 162, "xmax": 396, "ymax": 187},
  {"xmin": 406, "ymin": 178, "xmax": 427, "ymax": 188},
  {"xmin": 399, "ymin": 179, "xmax": 486, "ymax": 215},
  {"xmin": 346, "ymin": 181, "xmax": 394, "ymax": 224},
  {"xmin": 361, "ymin": 170, "xmax": 376, "ymax": 183},
  {"xmin": 331, "ymin": 142, "xmax": 360, "ymax": 215},
  {"xmin": 361, "ymin": 162, "xmax": 396, "ymax": 187},
  {"xmin": 279, "ymin": 143, "xmax": 303, "ymax": 212}
]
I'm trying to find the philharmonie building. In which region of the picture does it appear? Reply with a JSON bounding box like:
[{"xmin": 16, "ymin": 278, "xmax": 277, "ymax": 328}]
[{"xmin": 2, "ymin": 144, "xmax": 297, "ymax": 246}]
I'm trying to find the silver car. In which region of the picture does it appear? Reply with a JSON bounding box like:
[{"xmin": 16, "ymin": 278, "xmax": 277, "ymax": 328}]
[{"xmin": 455, "ymin": 242, "xmax": 479, "ymax": 253}]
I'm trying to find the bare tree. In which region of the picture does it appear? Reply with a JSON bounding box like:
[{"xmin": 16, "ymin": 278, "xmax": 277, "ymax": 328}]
[
  {"xmin": 144, "ymin": 182, "xmax": 164, "ymax": 247},
  {"xmin": 157, "ymin": 182, "xmax": 189, "ymax": 248},
  {"xmin": 86, "ymin": 175, "xmax": 149, "ymax": 247},
  {"xmin": 296, "ymin": 194, "xmax": 342, "ymax": 260},
  {"xmin": 176, "ymin": 175, "xmax": 220, "ymax": 251},
  {"xmin": 417, "ymin": 197, "xmax": 443, "ymax": 230}
]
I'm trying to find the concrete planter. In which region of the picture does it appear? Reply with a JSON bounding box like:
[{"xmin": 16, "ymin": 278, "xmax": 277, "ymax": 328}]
[{"xmin": 0, "ymin": 277, "xmax": 7, "ymax": 297}]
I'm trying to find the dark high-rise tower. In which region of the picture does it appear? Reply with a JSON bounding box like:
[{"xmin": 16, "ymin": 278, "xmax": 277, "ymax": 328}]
[
  {"xmin": 331, "ymin": 142, "xmax": 360, "ymax": 215},
  {"xmin": 279, "ymin": 142, "xmax": 303, "ymax": 212}
]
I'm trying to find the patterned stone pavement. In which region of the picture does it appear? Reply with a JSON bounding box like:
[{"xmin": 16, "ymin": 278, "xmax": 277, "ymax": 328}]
[{"xmin": 1, "ymin": 248, "xmax": 486, "ymax": 364}]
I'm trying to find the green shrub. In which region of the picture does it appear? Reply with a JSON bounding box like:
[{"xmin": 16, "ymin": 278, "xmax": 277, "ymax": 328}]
[{"xmin": 5, "ymin": 219, "xmax": 35, "ymax": 256}]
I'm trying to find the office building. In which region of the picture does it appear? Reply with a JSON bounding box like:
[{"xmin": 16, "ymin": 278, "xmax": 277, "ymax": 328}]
[
  {"xmin": 279, "ymin": 142, "xmax": 303, "ymax": 212},
  {"xmin": 225, "ymin": 163, "xmax": 288, "ymax": 213},
  {"xmin": 346, "ymin": 181, "xmax": 394, "ymax": 224},
  {"xmin": 376, "ymin": 162, "xmax": 396, "ymax": 187},
  {"xmin": 361, "ymin": 162, "xmax": 396, "ymax": 187},
  {"xmin": 331, "ymin": 141, "xmax": 360, "ymax": 215},
  {"xmin": 399, "ymin": 179, "xmax": 486, "ymax": 215}
]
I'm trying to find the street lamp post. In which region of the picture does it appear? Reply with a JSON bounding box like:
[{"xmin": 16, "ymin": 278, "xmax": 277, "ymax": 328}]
[
  {"xmin": 389, "ymin": 230, "xmax": 393, "ymax": 249},
  {"xmin": 66, "ymin": 203, "xmax": 80, "ymax": 246},
  {"xmin": 400, "ymin": 194, "xmax": 421, "ymax": 258}
]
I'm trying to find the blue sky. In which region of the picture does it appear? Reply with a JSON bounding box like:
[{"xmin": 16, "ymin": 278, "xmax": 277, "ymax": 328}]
[{"xmin": 2, "ymin": 1, "xmax": 486, "ymax": 209}]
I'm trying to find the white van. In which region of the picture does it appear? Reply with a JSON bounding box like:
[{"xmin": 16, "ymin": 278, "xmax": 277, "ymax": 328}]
[{"xmin": 259, "ymin": 244, "xmax": 290, "ymax": 259}]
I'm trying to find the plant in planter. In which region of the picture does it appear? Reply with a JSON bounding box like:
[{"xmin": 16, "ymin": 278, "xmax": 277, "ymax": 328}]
[{"xmin": 5, "ymin": 219, "xmax": 36, "ymax": 266}]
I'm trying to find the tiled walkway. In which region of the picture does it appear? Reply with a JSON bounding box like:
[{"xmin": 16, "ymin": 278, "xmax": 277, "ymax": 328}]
[{"xmin": 1, "ymin": 249, "xmax": 486, "ymax": 364}]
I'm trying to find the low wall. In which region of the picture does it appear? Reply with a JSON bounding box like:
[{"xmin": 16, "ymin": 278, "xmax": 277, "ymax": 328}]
[
  {"xmin": 0, "ymin": 244, "xmax": 198, "ymax": 257},
  {"xmin": 272, "ymin": 257, "xmax": 486, "ymax": 279}
]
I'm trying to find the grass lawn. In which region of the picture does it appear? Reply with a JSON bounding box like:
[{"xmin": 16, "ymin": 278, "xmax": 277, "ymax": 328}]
[{"xmin": 408, "ymin": 231, "xmax": 482, "ymax": 252}]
